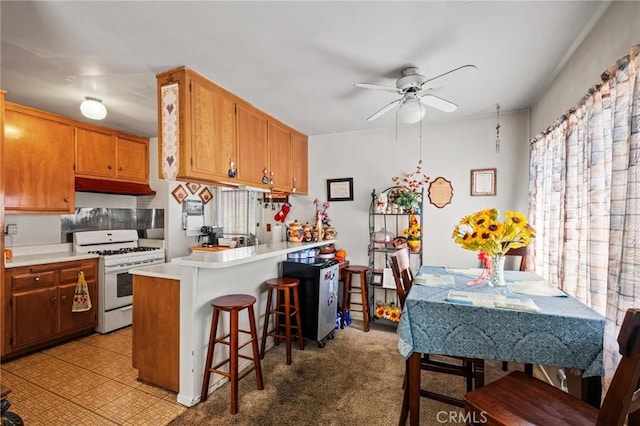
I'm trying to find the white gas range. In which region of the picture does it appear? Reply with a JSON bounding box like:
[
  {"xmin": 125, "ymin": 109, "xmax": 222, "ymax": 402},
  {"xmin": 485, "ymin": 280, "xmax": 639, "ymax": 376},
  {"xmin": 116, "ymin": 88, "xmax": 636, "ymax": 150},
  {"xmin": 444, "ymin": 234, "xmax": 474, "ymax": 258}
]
[{"xmin": 73, "ymin": 229, "xmax": 165, "ymax": 333}]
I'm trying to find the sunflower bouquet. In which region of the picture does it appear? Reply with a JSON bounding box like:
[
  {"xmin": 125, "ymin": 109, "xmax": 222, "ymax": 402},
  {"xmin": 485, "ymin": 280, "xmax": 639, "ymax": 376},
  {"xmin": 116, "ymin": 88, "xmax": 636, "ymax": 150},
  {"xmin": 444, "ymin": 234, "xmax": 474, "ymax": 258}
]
[
  {"xmin": 452, "ymin": 208, "xmax": 535, "ymax": 256},
  {"xmin": 375, "ymin": 303, "xmax": 402, "ymax": 322},
  {"xmin": 401, "ymin": 214, "xmax": 422, "ymax": 241}
]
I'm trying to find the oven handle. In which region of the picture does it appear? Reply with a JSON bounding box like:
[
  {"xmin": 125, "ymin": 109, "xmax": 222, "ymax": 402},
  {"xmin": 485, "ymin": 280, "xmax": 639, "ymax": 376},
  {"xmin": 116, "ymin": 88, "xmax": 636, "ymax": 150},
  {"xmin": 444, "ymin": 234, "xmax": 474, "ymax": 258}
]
[{"xmin": 119, "ymin": 305, "xmax": 133, "ymax": 312}]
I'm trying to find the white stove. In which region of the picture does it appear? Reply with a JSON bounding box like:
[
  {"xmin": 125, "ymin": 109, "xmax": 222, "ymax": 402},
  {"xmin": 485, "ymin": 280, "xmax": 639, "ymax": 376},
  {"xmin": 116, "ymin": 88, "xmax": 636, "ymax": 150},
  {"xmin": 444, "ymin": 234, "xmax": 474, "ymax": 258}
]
[{"xmin": 74, "ymin": 230, "xmax": 165, "ymax": 333}]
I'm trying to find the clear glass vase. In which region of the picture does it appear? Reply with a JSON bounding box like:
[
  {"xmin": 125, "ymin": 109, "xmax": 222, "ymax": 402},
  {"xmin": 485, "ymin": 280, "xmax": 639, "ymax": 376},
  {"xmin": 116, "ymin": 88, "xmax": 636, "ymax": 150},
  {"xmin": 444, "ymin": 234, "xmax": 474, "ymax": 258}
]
[{"xmin": 490, "ymin": 254, "xmax": 506, "ymax": 286}]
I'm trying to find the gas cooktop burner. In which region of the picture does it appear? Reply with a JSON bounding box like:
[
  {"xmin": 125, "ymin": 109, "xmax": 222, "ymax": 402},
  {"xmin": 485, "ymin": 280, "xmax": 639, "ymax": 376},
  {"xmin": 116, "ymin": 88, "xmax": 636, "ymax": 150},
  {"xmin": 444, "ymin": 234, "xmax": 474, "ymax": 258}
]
[{"xmin": 89, "ymin": 247, "xmax": 159, "ymax": 256}]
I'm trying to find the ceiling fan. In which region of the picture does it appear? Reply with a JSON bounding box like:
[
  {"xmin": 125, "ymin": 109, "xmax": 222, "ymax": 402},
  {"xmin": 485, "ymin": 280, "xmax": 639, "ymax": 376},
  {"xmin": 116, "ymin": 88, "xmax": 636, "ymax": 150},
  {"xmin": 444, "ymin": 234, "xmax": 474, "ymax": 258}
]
[{"xmin": 354, "ymin": 65, "xmax": 477, "ymax": 123}]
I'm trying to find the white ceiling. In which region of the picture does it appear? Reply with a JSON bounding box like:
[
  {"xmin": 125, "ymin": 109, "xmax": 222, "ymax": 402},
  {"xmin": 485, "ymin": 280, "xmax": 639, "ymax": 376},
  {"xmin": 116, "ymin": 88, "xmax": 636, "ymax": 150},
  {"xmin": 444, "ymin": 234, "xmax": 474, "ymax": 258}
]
[{"xmin": 1, "ymin": 1, "xmax": 608, "ymax": 138}]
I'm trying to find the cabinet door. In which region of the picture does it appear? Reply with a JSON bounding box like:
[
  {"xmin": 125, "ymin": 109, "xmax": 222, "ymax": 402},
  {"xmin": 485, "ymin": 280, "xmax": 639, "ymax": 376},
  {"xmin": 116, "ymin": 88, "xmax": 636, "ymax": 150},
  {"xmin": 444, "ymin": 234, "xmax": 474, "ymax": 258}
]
[
  {"xmin": 75, "ymin": 126, "xmax": 116, "ymax": 179},
  {"xmin": 236, "ymin": 103, "xmax": 268, "ymax": 186},
  {"xmin": 4, "ymin": 106, "xmax": 74, "ymax": 213},
  {"xmin": 11, "ymin": 287, "xmax": 57, "ymax": 348},
  {"xmin": 58, "ymin": 280, "xmax": 97, "ymax": 334},
  {"xmin": 189, "ymin": 79, "xmax": 237, "ymax": 180},
  {"xmin": 291, "ymin": 132, "xmax": 309, "ymax": 195},
  {"xmin": 268, "ymin": 121, "xmax": 292, "ymax": 192},
  {"xmin": 116, "ymin": 136, "xmax": 149, "ymax": 183}
]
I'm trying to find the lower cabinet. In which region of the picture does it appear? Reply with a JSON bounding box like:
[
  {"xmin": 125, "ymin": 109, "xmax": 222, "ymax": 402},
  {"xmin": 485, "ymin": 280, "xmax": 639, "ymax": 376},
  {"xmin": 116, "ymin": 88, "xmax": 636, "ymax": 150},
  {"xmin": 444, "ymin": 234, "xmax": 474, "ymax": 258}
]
[
  {"xmin": 3, "ymin": 259, "xmax": 98, "ymax": 357},
  {"xmin": 132, "ymin": 274, "xmax": 180, "ymax": 392}
]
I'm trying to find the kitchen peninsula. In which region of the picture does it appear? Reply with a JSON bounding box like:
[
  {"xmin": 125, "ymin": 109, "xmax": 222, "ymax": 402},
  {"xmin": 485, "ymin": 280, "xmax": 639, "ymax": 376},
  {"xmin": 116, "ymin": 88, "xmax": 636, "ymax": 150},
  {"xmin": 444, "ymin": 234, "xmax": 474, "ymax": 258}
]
[{"xmin": 130, "ymin": 240, "xmax": 334, "ymax": 407}]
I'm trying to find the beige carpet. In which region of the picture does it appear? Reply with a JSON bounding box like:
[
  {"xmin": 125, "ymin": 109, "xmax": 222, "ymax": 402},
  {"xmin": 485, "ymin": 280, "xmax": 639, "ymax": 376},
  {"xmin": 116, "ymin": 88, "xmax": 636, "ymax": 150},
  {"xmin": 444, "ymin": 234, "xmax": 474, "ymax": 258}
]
[{"xmin": 170, "ymin": 321, "xmax": 524, "ymax": 425}]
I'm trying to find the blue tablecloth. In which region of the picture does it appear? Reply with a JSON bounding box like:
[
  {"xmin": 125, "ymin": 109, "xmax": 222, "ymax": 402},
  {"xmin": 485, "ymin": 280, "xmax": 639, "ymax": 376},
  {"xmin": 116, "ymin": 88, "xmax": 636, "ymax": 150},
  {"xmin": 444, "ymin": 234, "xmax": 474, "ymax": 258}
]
[{"xmin": 397, "ymin": 266, "xmax": 605, "ymax": 377}]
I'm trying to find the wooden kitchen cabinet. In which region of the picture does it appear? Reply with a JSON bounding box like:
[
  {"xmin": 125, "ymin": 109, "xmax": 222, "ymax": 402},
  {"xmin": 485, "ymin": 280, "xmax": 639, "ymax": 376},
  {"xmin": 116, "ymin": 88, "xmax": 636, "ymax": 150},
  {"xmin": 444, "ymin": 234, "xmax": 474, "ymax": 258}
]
[
  {"xmin": 3, "ymin": 103, "xmax": 75, "ymax": 214},
  {"xmin": 290, "ymin": 131, "xmax": 309, "ymax": 195},
  {"xmin": 236, "ymin": 103, "xmax": 268, "ymax": 187},
  {"xmin": 268, "ymin": 120, "xmax": 293, "ymax": 192},
  {"xmin": 156, "ymin": 67, "xmax": 238, "ymax": 184},
  {"xmin": 75, "ymin": 125, "xmax": 150, "ymax": 184},
  {"xmin": 3, "ymin": 259, "xmax": 98, "ymax": 358},
  {"xmin": 132, "ymin": 274, "xmax": 180, "ymax": 392},
  {"xmin": 156, "ymin": 66, "xmax": 309, "ymax": 193}
]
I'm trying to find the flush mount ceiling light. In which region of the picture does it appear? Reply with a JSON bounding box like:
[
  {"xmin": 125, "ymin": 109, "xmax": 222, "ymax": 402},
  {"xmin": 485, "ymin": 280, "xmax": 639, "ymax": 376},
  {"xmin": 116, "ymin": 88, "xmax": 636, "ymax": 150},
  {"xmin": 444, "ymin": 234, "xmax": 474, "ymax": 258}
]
[
  {"xmin": 397, "ymin": 96, "xmax": 426, "ymax": 124},
  {"xmin": 80, "ymin": 96, "xmax": 107, "ymax": 120}
]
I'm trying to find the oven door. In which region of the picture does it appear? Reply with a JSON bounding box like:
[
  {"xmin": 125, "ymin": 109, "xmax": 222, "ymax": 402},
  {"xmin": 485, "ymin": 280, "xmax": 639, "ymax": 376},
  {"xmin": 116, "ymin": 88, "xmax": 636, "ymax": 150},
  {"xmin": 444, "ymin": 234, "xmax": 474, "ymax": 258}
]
[{"xmin": 103, "ymin": 263, "xmax": 135, "ymax": 311}]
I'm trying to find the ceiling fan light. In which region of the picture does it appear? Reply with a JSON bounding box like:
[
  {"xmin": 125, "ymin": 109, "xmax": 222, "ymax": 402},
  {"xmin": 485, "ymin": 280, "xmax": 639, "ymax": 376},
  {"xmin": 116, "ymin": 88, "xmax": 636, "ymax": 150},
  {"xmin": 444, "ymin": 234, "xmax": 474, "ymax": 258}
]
[
  {"xmin": 80, "ymin": 97, "xmax": 107, "ymax": 120},
  {"xmin": 398, "ymin": 98, "xmax": 425, "ymax": 124}
]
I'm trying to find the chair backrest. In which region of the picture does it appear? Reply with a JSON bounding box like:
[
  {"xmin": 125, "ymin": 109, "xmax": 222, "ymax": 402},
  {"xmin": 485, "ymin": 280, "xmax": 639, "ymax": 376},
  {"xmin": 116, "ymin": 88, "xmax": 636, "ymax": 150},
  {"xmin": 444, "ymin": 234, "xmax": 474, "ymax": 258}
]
[
  {"xmin": 597, "ymin": 308, "xmax": 640, "ymax": 426},
  {"xmin": 505, "ymin": 246, "xmax": 527, "ymax": 271},
  {"xmin": 390, "ymin": 248, "xmax": 413, "ymax": 308}
]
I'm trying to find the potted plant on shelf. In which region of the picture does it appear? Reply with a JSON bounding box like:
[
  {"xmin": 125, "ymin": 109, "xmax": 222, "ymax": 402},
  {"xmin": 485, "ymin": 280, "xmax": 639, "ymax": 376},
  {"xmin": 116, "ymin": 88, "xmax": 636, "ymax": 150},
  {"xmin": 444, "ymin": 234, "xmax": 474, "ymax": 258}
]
[
  {"xmin": 402, "ymin": 214, "xmax": 422, "ymax": 252},
  {"xmin": 391, "ymin": 161, "xmax": 429, "ymax": 213}
]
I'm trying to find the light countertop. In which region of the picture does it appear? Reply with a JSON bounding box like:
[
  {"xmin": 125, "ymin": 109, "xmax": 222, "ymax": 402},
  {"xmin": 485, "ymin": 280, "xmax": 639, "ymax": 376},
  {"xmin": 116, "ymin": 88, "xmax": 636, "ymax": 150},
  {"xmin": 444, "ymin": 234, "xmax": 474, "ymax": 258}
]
[
  {"xmin": 172, "ymin": 240, "xmax": 336, "ymax": 269},
  {"xmin": 5, "ymin": 244, "xmax": 99, "ymax": 268},
  {"xmin": 129, "ymin": 263, "xmax": 181, "ymax": 280}
]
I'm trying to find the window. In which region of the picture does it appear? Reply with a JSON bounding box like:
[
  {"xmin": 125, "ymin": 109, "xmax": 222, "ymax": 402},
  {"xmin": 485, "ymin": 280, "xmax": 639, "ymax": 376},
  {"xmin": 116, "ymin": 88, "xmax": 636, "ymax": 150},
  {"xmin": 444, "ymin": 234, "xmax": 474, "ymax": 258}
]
[{"xmin": 216, "ymin": 188, "xmax": 258, "ymax": 238}]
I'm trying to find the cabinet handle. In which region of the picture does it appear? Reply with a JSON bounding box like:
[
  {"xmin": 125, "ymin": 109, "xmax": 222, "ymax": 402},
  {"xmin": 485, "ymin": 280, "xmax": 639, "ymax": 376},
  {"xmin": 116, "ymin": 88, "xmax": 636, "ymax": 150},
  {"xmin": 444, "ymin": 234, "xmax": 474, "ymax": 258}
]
[
  {"xmin": 228, "ymin": 161, "xmax": 236, "ymax": 178},
  {"xmin": 292, "ymin": 177, "xmax": 297, "ymax": 193},
  {"xmin": 60, "ymin": 295, "xmax": 67, "ymax": 300},
  {"xmin": 51, "ymin": 297, "xmax": 57, "ymax": 303},
  {"xmin": 34, "ymin": 275, "xmax": 40, "ymax": 281},
  {"xmin": 107, "ymin": 165, "xmax": 113, "ymax": 170},
  {"xmin": 269, "ymin": 171, "xmax": 274, "ymax": 186},
  {"xmin": 118, "ymin": 166, "xmax": 123, "ymax": 171},
  {"xmin": 64, "ymin": 197, "xmax": 70, "ymax": 203}
]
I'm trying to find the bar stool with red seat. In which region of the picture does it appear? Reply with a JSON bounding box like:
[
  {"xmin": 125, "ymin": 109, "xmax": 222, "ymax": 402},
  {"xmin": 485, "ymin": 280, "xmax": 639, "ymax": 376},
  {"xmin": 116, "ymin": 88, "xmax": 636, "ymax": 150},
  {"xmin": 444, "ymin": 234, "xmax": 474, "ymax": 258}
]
[
  {"xmin": 341, "ymin": 265, "xmax": 370, "ymax": 332},
  {"xmin": 260, "ymin": 277, "xmax": 304, "ymax": 365},
  {"xmin": 200, "ymin": 294, "xmax": 264, "ymax": 414}
]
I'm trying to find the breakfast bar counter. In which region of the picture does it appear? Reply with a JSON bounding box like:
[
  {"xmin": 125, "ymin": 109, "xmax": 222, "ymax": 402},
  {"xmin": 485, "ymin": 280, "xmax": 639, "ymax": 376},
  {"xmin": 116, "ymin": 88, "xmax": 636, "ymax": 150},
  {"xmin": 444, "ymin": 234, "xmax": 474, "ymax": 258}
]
[{"xmin": 129, "ymin": 240, "xmax": 335, "ymax": 406}]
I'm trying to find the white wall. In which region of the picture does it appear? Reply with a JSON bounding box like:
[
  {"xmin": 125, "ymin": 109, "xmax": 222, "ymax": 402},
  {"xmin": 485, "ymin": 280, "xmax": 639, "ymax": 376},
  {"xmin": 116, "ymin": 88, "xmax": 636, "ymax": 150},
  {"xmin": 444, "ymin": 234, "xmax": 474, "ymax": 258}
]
[
  {"xmin": 291, "ymin": 110, "xmax": 530, "ymax": 268},
  {"xmin": 530, "ymin": 1, "xmax": 640, "ymax": 137}
]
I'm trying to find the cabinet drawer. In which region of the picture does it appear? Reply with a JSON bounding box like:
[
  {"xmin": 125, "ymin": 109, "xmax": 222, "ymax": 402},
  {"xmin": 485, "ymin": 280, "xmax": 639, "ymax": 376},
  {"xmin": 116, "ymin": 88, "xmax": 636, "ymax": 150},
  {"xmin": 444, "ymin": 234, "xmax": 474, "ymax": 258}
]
[
  {"xmin": 60, "ymin": 262, "xmax": 97, "ymax": 284},
  {"xmin": 11, "ymin": 270, "xmax": 57, "ymax": 290}
]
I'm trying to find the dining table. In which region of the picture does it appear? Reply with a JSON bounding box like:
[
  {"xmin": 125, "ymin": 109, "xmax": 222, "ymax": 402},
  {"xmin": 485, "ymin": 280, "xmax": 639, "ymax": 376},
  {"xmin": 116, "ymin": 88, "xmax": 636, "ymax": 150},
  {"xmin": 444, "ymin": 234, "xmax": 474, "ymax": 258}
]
[{"xmin": 397, "ymin": 265, "xmax": 605, "ymax": 425}]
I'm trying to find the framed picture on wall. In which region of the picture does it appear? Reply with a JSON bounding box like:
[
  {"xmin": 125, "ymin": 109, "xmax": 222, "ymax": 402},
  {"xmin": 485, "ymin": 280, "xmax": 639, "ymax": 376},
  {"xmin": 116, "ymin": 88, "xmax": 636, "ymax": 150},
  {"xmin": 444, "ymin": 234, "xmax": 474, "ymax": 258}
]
[
  {"xmin": 470, "ymin": 168, "xmax": 497, "ymax": 196},
  {"xmin": 327, "ymin": 178, "xmax": 354, "ymax": 201}
]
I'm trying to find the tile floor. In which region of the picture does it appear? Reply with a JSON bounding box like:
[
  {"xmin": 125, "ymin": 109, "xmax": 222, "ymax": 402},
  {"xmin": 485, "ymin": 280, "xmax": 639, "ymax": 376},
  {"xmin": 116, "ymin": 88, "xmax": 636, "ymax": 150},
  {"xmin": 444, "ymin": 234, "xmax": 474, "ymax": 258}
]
[{"xmin": 0, "ymin": 326, "xmax": 187, "ymax": 425}]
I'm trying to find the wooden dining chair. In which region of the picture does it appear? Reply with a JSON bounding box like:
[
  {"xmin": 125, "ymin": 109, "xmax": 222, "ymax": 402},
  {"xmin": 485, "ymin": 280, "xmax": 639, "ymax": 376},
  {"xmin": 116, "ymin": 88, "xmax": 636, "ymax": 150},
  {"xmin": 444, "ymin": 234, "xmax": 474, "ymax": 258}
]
[
  {"xmin": 390, "ymin": 249, "xmax": 485, "ymax": 408},
  {"xmin": 464, "ymin": 307, "xmax": 640, "ymax": 426}
]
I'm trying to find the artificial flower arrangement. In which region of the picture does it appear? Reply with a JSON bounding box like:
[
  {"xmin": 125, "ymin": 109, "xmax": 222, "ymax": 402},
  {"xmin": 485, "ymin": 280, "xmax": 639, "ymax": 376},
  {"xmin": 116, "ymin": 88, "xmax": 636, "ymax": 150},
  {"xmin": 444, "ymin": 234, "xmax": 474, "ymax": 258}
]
[
  {"xmin": 391, "ymin": 161, "xmax": 430, "ymax": 210},
  {"xmin": 402, "ymin": 214, "xmax": 422, "ymax": 241},
  {"xmin": 375, "ymin": 303, "xmax": 402, "ymax": 322},
  {"xmin": 452, "ymin": 208, "xmax": 535, "ymax": 255},
  {"xmin": 313, "ymin": 198, "xmax": 331, "ymax": 225}
]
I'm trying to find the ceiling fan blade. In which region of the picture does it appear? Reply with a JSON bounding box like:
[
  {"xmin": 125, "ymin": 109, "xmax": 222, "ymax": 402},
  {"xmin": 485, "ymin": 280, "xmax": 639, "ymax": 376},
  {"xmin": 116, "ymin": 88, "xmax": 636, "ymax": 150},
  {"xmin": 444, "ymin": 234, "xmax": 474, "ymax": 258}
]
[
  {"xmin": 367, "ymin": 99, "xmax": 403, "ymax": 121},
  {"xmin": 420, "ymin": 94, "xmax": 458, "ymax": 113},
  {"xmin": 354, "ymin": 83, "xmax": 402, "ymax": 94},
  {"xmin": 420, "ymin": 64, "xmax": 478, "ymax": 91}
]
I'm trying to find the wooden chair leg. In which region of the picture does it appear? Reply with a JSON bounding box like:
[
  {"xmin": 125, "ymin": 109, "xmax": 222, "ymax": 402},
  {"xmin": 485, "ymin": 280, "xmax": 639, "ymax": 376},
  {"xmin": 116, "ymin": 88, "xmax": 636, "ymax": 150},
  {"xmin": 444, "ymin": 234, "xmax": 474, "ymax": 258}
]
[
  {"xmin": 229, "ymin": 309, "xmax": 239, "ymax": 414},
  {"xmin": 293, "ymin": 287, "xmax": 305, "ymax": 350},
  {"xmin": 200, "ymin": 308, "xmax": 220, "ymax": 403},
  {"xmin": 247, "ymin": 305, "xmax": 264, "ymax": 390},
  {"xmin": 260, "ymin": 288, "xmax": 273, "ymax": 359},
  {"xmin": 360, "ymin": 271, "xmax": 369, "ymax": 332}
]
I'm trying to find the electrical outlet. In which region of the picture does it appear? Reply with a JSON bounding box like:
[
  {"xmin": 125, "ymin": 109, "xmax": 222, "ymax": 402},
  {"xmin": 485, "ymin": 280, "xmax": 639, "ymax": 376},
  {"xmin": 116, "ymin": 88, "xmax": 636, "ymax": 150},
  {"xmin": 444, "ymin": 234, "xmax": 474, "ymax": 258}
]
[{"xmin": 5, "ymin": 224, "xmax": 18, "ymax": 235}]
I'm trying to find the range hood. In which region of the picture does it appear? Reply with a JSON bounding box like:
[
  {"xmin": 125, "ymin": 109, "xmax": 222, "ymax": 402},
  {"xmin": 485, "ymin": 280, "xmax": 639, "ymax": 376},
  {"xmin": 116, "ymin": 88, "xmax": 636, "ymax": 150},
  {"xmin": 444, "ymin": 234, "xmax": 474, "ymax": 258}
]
[{"xmin": 75, "ymin": 177, "xmax": 156, "ymax": 196}]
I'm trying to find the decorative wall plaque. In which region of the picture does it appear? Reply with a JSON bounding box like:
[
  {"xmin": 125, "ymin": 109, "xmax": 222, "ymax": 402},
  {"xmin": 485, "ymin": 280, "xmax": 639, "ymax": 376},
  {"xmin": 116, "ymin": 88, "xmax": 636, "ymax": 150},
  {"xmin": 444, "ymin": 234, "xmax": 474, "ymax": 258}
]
[{"xmin": 428, "ymin": 177, "xmax": 454, "ymax": 208}]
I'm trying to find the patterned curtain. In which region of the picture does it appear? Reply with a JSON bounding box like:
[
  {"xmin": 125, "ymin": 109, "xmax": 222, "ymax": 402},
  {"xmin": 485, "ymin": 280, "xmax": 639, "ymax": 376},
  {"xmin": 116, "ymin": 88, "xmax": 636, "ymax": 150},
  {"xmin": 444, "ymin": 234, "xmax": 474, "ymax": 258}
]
[{"xmin": 529, "ymin": 45, "xmax": 639, "ymax": 391}]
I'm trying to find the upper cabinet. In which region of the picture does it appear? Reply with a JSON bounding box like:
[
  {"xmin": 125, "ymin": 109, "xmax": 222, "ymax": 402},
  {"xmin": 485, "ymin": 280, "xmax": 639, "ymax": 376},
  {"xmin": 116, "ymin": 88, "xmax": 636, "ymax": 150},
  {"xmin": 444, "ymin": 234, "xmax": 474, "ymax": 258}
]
[
  {"xmin": 3, "ymin": 103, "xmax": 75, "ymax": 214},
  {"xmin": 75, "ymin": 126, "xmax": 149, "ymax": 184},
  {"xmin": 236, "ymin": 103, "xmax": 268, "ymax": 186},
  {"xmin": 290, "ymin": 131, "xmax": 309, "ymax": 195},
  {"xmin": 156, "ymin": 66, "xmax": 308, "ymax": 194}
]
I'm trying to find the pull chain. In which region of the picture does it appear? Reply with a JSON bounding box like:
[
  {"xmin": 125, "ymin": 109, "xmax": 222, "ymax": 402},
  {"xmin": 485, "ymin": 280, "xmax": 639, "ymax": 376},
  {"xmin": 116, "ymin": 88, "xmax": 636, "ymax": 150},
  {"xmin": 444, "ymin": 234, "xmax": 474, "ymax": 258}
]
[{"xmin": 495, "ymin": 104, "xmax": 501, "ymax": 154}]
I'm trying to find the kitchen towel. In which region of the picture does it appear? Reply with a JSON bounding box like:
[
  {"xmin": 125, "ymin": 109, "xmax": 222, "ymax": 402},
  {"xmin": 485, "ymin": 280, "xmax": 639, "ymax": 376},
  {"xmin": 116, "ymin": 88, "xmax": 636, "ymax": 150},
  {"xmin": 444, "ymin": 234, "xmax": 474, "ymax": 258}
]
[{"xmin": 72, "ymin": 271, "xmax": 92, "ymax": 312}]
